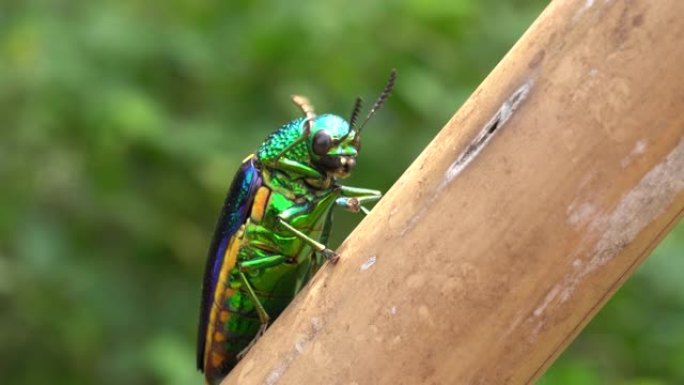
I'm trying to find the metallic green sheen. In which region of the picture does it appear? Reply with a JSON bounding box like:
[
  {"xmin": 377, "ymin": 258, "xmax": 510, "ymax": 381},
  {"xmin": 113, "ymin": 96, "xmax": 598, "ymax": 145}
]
[
  {"xmin": 199, "ymin": 70, "xmax": 395, "ymax": 383},
  {"xmin": 202, "ymin": 111, "xmax": 385, "ymax": 385},
  {"xmin": 257, "ymin": 117, "xmax": 311, "ymax": 165}
]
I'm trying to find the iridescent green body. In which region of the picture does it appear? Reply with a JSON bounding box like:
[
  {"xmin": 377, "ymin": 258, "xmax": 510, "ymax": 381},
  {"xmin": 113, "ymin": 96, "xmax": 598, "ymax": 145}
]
[{"xmin": 197, "ymin": 71, "xmax": 396, "ymax": 385}]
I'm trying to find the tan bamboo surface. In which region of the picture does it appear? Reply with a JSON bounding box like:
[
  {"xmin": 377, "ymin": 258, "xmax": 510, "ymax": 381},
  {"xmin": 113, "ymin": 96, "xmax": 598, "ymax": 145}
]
[{"xmin": 221, "ymin": 0, "xmax": 684, "ymax": 383}]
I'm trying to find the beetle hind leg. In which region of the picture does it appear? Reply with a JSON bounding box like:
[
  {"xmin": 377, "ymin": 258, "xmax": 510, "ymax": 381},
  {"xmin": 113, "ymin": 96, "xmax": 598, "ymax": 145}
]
[
  {"xmin": 234, "ymin": 254, "xmax": 287, "ymax": 360},
  {"xmin": 236, "ymin": 321, "xmax": 268, "ymax": 360},
  {"xmin": 235, "ymin": 269, "xmax": 271, "ymax": 360}
]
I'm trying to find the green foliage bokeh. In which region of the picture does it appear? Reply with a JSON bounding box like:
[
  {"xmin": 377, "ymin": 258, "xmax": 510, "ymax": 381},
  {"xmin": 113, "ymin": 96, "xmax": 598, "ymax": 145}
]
[{"xmin": 0, "ymin": 1, "xmax": 681, "ymax": 384}]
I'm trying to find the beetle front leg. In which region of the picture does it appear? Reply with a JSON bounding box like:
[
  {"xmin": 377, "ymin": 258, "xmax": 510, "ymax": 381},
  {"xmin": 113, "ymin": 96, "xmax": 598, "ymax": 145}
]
[
  {"xmin": 268, "ymin": 127, "xmax": 325, "ymax": 179},
  {"xmin": 336, "ymin": 186, "xmax": 383, "ymax": 214},
  {"xmin": 273, "ymin": 158, "xmax": 324, "ymax": 179},
  {"xmin": 277, "ymin": 217, "xmax": 339, "ymax": 263}
]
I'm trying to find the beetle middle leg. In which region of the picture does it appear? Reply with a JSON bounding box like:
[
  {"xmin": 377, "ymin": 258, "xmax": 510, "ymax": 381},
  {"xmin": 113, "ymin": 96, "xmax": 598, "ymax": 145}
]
[
  {"xmin": 277, "ymin": 217, "xmax": 339, "ymax": 263},
  {"xmin": 235, "ymin": 254, "xmax": 287, "ymax": 359}
]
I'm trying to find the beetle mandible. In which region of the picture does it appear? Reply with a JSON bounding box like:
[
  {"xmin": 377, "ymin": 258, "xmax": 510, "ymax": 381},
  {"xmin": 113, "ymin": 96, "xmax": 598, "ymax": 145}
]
[{"xmin": 197, "ymin": 70, "xmax": 396, "ymax": 384}]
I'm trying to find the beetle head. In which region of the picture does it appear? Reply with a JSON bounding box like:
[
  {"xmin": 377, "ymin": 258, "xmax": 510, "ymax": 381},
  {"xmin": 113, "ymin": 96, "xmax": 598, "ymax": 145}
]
[
  {"xmin": 295, "ymin": 69, "xmax": 396, "ymax": 179},
  {"xmin": 307, "ymin": 114, "xmax": 358, "ymax": 178}
]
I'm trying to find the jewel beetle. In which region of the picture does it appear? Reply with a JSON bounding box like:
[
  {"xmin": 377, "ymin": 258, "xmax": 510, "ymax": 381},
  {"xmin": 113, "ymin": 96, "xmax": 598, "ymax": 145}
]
[{"xmin": 197, "ymin": 70, "xmax": 396, "ymax": 384}]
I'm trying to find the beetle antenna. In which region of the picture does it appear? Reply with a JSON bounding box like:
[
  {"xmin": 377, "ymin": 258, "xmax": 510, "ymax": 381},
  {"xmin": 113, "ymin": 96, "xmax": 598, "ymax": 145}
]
[
  {"xmin": 348, "ymin": 97, "xmax": 363, "ymax": 129},
  {"xmin": 291, "ymin": 95, "xmax": 316, "ymax": 119},
  {"xmin": 358, "ymin": 69, "xmax": 397, "ymax": 132},
  {"xmin": 291, "ymin": 95, "xmax": 316, "ymax": 133}
]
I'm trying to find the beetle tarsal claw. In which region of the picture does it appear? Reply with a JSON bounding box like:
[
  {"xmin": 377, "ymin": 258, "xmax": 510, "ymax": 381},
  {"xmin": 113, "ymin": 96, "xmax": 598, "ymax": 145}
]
[
  {"xmin": 347, "ymin": 198, "xmax": 361, "ymax": 212},
  {"xmin": 236, "ymin": 324, "xmax": 269, "ymax": 360},
  {"xmin": 322, "ymin": 248, "xmax": 340, "ymax": 264}
]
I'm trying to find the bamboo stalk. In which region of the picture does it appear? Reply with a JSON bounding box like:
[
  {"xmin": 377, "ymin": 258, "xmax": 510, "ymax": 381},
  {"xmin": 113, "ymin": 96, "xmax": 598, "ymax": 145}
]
[{"xmin": 222, "ymin": 0, "xmax": 684, "ymax": 383}]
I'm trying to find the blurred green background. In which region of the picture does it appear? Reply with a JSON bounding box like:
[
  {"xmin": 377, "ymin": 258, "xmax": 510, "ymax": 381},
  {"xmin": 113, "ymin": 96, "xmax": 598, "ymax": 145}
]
[{"xmin": 1, "ymin": 1, "xmax": 682, "ymax": 384}]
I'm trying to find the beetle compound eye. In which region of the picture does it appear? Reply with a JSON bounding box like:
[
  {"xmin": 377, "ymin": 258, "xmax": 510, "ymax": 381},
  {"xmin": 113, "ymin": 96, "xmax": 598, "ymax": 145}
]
[{"xmin": 313, "ymin": 131, "xmax": 332, "ymax": 156}]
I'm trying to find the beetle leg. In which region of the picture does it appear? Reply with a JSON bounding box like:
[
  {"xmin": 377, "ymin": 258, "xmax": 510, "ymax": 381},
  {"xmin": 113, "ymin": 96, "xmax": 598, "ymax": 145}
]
[
  {"xmin": 273, "ymin": 158, "xmax": 324, "ymax": 179},
  {"xmin": 339, "ymin": 185, "xmax": 382, "ymax": 202},
  {"xmin": 237, "ymin": 270, "xmax": 270, "ymax": 324},
  {"xmin": 277, "ymin": 217, "xmax": 339, "ymax": 263},
  {"xmin": 335, "ymin": 197, "xmax": 361, "ymax": 213},
  {"xmin": 268, "ymin": 118, "xmax": 324, "ymax": 179},
  {"xmin": 235, "ymin": 254, "xmax": 287, "ymax": 359},
  {"xmin": 336, "ymin": 186, "xmax": 383, "ymax": 214}
]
